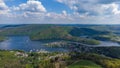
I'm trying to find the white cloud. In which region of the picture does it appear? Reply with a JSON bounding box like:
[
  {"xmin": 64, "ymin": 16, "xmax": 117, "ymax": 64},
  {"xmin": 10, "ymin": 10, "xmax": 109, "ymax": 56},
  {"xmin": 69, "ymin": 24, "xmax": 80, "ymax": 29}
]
[
  {"xmin": 0, "ymin": 0, "xmax": 9, "ymax": 14},
  {"xmin": 57, "ymin": 0, "xmax": 78, "ymax": 10},
  {"xmin": 57, "ymin": 0, "xmax": 99, "ymax": 15},
  {"xmin": 14, "ymin": 0, "xmax": 46, "ymax": 13},
  {"xmin": 62, "ymin": 10, "xmax": 67, "ymax": 16},
  {"xmin": 102, "ymin": 3, "xmax": 120, "ymax": 15}
]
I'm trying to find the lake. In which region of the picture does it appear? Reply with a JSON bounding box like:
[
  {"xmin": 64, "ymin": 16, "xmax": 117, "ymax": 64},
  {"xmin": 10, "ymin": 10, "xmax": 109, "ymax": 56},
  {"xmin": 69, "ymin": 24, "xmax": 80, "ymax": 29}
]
[
  {"xmin": 0, "ymin": 36, "xmax": 68, "ymax": 52},
  {"xmin": 87, "ymin": 41, "xmax": 120, "ymax": 47},
  {"xmin": 0, "ymin": 36, "xmax": 120, "ymax": 52},
  {"xmin": 97, "ymin": 41, "xmax": 120, "ymax": 47}
]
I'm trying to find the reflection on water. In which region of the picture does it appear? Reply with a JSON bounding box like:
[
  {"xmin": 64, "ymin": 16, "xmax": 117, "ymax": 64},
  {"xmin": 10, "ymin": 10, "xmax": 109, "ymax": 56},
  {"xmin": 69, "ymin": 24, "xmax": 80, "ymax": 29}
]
[
  {"xmin": 0, "ymin": 36, "xmax": 119, "ymax": 52},
  {"xmin": 99, "ymin": 41, "xmax": 120, "ymax": 46},
  {"xmin": 91, "ymin": 41, "xmax": 120, "ymax": 47},
  {"xmin": 0, "ymin": 36, "xmax": 67, "ymax": 52}
]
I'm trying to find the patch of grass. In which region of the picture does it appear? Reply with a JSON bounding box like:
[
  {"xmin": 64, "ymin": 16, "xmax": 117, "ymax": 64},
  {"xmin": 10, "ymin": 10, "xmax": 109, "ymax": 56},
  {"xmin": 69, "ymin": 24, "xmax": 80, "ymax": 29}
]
[
  {"xmin": 0, "ymin": 51, "xmax": 25, "ymax": 68},
  {"xmin": 68, "ymin": 60, "xmax": 102, "ymax": 68}
]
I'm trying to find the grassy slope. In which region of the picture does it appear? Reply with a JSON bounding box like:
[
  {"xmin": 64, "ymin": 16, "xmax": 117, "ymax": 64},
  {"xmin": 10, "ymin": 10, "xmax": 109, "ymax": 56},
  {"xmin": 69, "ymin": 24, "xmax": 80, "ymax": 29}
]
[
  {"xmin": 72, "ymin": 53, "xmax": 120, "ymax": 68},
  {"xmin": 0, "ymin": 51, "xmax": 25, "ymax": 68},
  {"xmin": 68, "ymin": 60, "xmax": 102, "ymax": 68}
]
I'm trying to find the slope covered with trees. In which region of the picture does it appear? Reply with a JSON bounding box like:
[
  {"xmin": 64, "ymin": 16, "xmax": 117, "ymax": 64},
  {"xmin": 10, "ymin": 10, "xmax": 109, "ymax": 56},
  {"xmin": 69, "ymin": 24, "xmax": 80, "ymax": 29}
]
[
  {"xmin": 1, "ymin": 50, "xmax": 120, "ymax": 68},
  {"xmin": 0, "ymin": 25, "xmax": 102, "ymax": 45}
]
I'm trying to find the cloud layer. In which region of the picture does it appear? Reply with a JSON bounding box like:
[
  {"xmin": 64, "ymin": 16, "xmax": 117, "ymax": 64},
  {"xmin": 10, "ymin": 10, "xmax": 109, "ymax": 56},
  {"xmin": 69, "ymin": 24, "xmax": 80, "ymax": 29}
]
[
  {"xmin": 57, "ymin": 0, "xmax": 120, "ymax": 15},
  {"xmin": 0, "ymin": 0, "xmax": 120, "ymax": 24}
]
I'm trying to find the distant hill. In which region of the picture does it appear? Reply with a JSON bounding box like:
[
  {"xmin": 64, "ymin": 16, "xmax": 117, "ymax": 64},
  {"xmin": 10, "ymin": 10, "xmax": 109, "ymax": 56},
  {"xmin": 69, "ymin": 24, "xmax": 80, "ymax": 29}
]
[
  {"xmin": 70, "ymin": 27, "xmax": 109, "ymax": 36},
  {"xmin": 0, "ymin": 24, "xmax": 103, "ymax": 45},
  {"xmin": 1, "ymin": 24, "xmax": 120, "ymax": 45}
]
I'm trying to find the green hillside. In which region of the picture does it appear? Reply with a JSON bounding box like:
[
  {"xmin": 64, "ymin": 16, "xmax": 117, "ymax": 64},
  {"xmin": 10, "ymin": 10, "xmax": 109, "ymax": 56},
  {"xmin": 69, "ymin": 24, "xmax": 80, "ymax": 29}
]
[
  {"xmin": 0, "ymin": 24, "xmax": 119, "ymax": 45},
  {"xmin": 1, "ymin": 50, "xmax": 120, "ymax": 68},
  {"xmin": 0, "ymin": 25, "xmax": 101, "ymax": 45},
  {"xmin": 68, "ymin": 60, "xmax": 102, "ymax": 68},
  {"xmin": 70, "ymin": 27, "xmax": 109, "ymax": 36}
]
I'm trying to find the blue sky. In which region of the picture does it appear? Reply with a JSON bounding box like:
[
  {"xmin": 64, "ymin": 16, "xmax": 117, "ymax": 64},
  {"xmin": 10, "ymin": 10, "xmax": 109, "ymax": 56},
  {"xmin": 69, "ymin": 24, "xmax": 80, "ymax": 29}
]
[
  {"xmin": 0, "ymin": 0, "xmax": 120, "ymax": 24},
  {"xmin": 5, "ymin": 0, "xmax": 72, "ymax": 13}
]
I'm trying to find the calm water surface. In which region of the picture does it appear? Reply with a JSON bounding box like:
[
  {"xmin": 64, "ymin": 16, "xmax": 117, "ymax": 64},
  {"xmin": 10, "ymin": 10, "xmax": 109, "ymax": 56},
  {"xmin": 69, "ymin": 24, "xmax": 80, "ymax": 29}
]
[
  {"xmin": 0, "ymin": 36, "xmax": 67, "ymax": 52},
  {"xmin": 88, "ymin": 41, "xmax": 120, "ymax": 47},
  {"xmin": 0, "ymin": 36, "xmax": 120, "ymax": 52}
]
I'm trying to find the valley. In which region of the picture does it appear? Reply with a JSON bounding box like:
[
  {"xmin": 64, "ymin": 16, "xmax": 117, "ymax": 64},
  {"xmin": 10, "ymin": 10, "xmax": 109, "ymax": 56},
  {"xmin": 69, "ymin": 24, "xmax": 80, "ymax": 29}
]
[{"xmin": 1, "ymin": 24, "xmax": 120, "ymax": 68}]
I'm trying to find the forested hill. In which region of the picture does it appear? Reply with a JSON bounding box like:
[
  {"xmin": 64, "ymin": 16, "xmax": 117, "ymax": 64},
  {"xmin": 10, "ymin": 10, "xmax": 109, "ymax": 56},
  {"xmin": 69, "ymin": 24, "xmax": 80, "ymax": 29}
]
[{"xmin": 0, "ymin": 24, "xmax": 112, "ymax": 45}]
